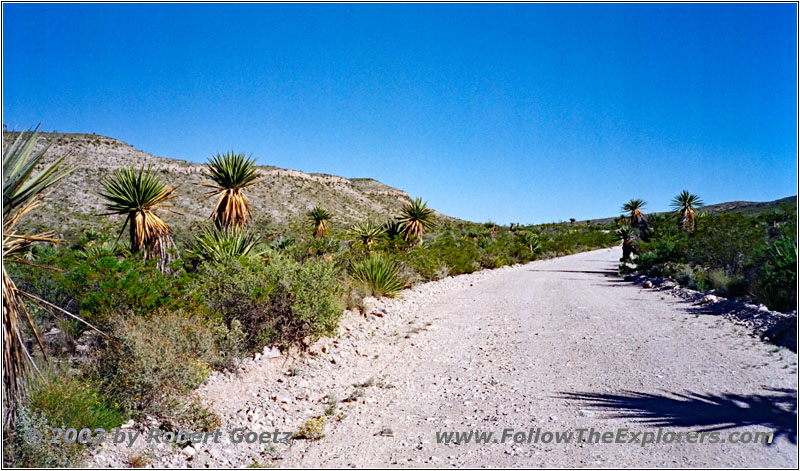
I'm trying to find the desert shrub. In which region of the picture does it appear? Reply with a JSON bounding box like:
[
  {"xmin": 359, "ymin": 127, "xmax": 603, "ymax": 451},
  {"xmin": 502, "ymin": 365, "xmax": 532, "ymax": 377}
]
[
  {"xmin": 707, "ymin": 269, "xmax": 748, "ymax": 297},
  {"xmin": 426, "ymin": 235, "xmax": 482, "ymax": 275},
  {"xmin": 4, "ymin": 407, "xmax": 84, "ymax": 467},
  {"xmin": 350, "ymin": 253, "xmax": 406, "ymax": 298},
  {"xmin": 3, "ymin": 372, "xmax": 127, "ymax": 467},
  {"xmin": 686, "ymin": 213, "xmax": 766, "ymax": 273},
  {"xmin": 198, "ymin": 254, "xmax": 342, "ymax": 350},
  {"xmin": 634, "ymin": 208, "xmax": 796, "ymax": 310},
  {"xmin": 93, "ymin": 311, "xmax": 242, "ymax": 419},
  {"xmin": 27, "ymin": 371, "xmax": 126, "ymax": 430},
  {"xmin": 402, "ymin": 247, "xmax": 446, "ymax": 281},
  {"xmin": 12, "ymin": 248, "xmax": 199, "ymax": 329},
  {"xmin": 752, "ymin": 236, "xmax": 797, "ymax": 312}
]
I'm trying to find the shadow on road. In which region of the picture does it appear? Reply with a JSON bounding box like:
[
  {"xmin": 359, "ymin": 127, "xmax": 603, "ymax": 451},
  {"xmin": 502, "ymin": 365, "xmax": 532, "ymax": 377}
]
[
  {"xmin": 528, "ymin": 269, "xmax": 619, "ymax": 276},
  {"xmin": 560, "ymin": 388, "xmax": 797, "ymax": 444}
]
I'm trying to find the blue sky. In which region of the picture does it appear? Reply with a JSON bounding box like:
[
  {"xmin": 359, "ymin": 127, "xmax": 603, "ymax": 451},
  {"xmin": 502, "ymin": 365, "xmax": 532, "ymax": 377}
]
[{"xmin": 3, "ymin": 3, "xmax": 797, "ymax": 224}]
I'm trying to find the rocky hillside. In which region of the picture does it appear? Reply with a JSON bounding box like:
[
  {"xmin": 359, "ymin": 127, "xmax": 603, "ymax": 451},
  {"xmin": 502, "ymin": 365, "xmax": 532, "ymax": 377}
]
[{"xmin": 4, "ymin": 131, "xmax": 423, "ymax": 232}]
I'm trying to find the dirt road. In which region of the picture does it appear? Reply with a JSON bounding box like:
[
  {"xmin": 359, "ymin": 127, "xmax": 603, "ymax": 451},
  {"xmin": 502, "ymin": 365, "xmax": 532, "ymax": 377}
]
[{"xmin": 92, "ymin": 247, "xmax": 797, "ymax": 468}]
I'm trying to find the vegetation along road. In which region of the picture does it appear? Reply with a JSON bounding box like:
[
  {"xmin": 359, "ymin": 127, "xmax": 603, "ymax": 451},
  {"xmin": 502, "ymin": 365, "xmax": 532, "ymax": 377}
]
[{"xmin": 90, "ymin": 247, "xmax": 797, "ymax": 467}]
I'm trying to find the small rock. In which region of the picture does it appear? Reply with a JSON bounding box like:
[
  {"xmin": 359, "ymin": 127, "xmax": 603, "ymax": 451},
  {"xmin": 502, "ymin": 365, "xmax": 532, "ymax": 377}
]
[
  {"xmin": 700, "ymin": 294, "xmax": 721, "ymax": 304},
  {"xmin": 643, "ymin": 280, "xmax": 654, "ymax": 289},
  {"xmin": 182, "ymin": 446, "xmax": 196, "ymax": 458},
  {"xmin": 276, "ymin": 394, "xmax": 291, "ymax": 404}
]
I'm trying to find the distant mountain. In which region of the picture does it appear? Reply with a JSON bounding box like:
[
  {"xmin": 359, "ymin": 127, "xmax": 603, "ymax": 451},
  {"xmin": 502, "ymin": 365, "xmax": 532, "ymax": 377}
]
[{"xmin": 4, "ymin": 131, "xmax": 437, "ymax": 233}]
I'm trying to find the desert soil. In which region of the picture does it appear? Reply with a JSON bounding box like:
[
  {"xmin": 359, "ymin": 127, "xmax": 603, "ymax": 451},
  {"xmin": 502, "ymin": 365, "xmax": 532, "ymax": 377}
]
[{"xmin": 88, "ymin": 247, "xmax": 798, "ymax": 468}]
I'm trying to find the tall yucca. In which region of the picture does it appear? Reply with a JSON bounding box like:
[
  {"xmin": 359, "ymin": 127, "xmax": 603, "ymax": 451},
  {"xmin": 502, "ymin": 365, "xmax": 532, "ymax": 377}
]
[
  {"xmin": 3, "ymin": 127, "xmax": 76, "ymax": 425},
  {"xmin": 398, "ymin": 197, "xmax": 435, "ymax": 242},
  {"xmin": 202, "ymin": 151, "xmax": 259, "ymax": 230},
  {"xmin": 622, "ymin": 199, "xmax": 647, "ymax": 227},
  {"xmin": 99, "ymin": 167, "xmax": 178, "ymax": 271},
  {"xmin": 670, "ymin": 191, "xmax": 704, "ymax": 231},
  {"xmin": 308, "ymin": 206, "xmax": 332, "ymax": 239},
  {"xmin": 348, "ymin": 220, "xmax": 385, "ymax": 250}
]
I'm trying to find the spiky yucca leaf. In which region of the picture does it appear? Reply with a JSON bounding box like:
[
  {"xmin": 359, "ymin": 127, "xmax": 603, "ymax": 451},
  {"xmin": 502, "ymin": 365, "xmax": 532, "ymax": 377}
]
[
  {"xmin": 348, "ymin": 220, "xmax": 385, "ymax": 249},
  {"xmin": 351, "ymin": 253, "xmax": 406, "ymax": 298},
  {"xmin": 308, "ymin": 206, "xmax": 332, "ymax": 239},
  {"xmin": 671, "ymin": 191, "xmax": 704, "ymax": 231},
  {"xmin": 190, "ymin": 227, "xmax": 260, "ymax": 263},
  {"xmin": 202, "ymin": 151, "xmax": 259, "ymax": 230},
  {"xmin": 397, "ymin": 197, "xmax": 435, "ymax": 242},
  {"xmin": 99, "ymin": 167, "xmax": 177, "ymax": 270},
  {"xmin": 517, "ymin": 231, "xmax": 541, "ymax": 255},
  {"xmin": 384, "ymin": 219, "xmax": 403, "ymax": 239},
  {"xmin": 2, "ymin": 127, "xmax": 78, "ymax": 426}
]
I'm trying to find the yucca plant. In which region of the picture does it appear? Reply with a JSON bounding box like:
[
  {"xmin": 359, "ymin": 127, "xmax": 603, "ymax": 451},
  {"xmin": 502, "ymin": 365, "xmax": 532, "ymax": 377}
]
[
  {"xmin": 99, "ymin": 166, "xmax": 178, "ymax": 271},
  {"xmin": 671, "ymin": 191, "xmax": 704, "ymax": 231},
  {"xmin": 517, "ymin": 231, "xmax": 541, "ymax": 255},
  {"xmin": 615, "ymin": 225, "xmax": 636, "ymax": 261},
  {"xmin": 308, "ymin": 206, "xmax": 332, "ymax": 239},
  {"xmin": 397, "ymin": 197, "xmax": 435, "ymax": 242},
  {"xmin": 384, "ymin": 219, "xmax": 403, "ymax": 240},
  {"xmin": 348, "ymin": 220, "xmax": 385, "ymax": 250},
  {"xmin": 76, "ymin": 240, "xmax": 131, "ymax": 260},
  {"xmin": 189, "ymin": 226, "xmax": 260, "ymax": 263},
  {"xmin": 202, "ymin": 151, "xmax": 259, "ymax": 230},
  {"xmin": 351, "ymin": 253, "xmax": 406, "ymax": 298},
  {"xmin": 622, "ymin": 198, "xmax": 647, "ymax": 226},
  {"xmin": 2, "ymin": 127, "xmax": 82, "ymax": 425}
]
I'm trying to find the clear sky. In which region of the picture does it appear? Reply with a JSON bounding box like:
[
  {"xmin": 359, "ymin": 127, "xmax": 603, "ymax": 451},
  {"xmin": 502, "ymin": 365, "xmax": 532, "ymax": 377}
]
[{"xmin": 3, "ymin": 3, "xmax": 797, "ymax": 224}]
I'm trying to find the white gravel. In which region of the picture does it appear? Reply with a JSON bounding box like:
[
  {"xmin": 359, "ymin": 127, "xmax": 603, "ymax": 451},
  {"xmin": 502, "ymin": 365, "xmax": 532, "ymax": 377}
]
[{"xmin": 87, "ymin": 247, "xmax": 797, "ymax": 468}]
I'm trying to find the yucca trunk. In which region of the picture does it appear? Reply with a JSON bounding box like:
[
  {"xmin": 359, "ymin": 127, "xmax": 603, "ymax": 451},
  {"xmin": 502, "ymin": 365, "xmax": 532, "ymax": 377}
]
[
  {"xmin": 3, "ymin": 268, "xmax": 25, "ymax": 426},
  {"xmin": 314, "ymin": 221, "xmax": 328, "ymax": 239},
  {"xmin": 129, "ymin": 210, "xmax": 175, "ymax": 271},
  {"xmin": 631, "ymin": 210, "xmax": 649, "ymax": 239},
  {"xmin": 404, "ymin": 221, "xmax": 422, "ymax": 241},
  {"xmin": 2, "ymin": 267, "xmax": 43, "ymax": 426},
  {"xmin": 622, "ymin": 239, "xmax": 634, "ymax": 261},
  {"xmin": 681, "ymin": 208, "xmax": 696, "ymax": 231},
  {"xmin": 213, "ymin": 188, "xmax": 251, "ymax": 230}
]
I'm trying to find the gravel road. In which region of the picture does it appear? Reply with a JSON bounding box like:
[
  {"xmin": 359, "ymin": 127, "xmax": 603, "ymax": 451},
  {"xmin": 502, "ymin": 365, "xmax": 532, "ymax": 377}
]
[{"xmin": 89, "ymin": 247, "xmax": 797, "ymax": 468}]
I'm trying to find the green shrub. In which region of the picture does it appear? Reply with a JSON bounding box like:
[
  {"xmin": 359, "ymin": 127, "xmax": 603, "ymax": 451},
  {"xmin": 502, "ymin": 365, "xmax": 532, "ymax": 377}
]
[
  {"xmin": 4, "ymin": 372, "xmax": 127, "ymax": 468},
  {"xmin": 93, "ymin": 311, "xmax": 241, "ymax": 420},
  {"xmin": 707, "ymin": 269, "xmax": 748, "ymax": 297},
  {"xmin": 14, "ymin": 250, "xmax": 200, "ymax": 329},
  {"xmin": 753, "ymin": 236, "xmax": 797, "ymax": 312},
  {"xmin": 27, "ymin": 371, "xmax": 126, "ymax": 430},
  {"xmin": 351, "ymin": 253, "xmax": 406, "ymax": 298},
  {"xmin": 198, "ymin": 254, "xmax": 342, "ymax": 350},
  {"xmin": 4, "ymin": 407, "xmax": 84, "ymax": 467}
]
